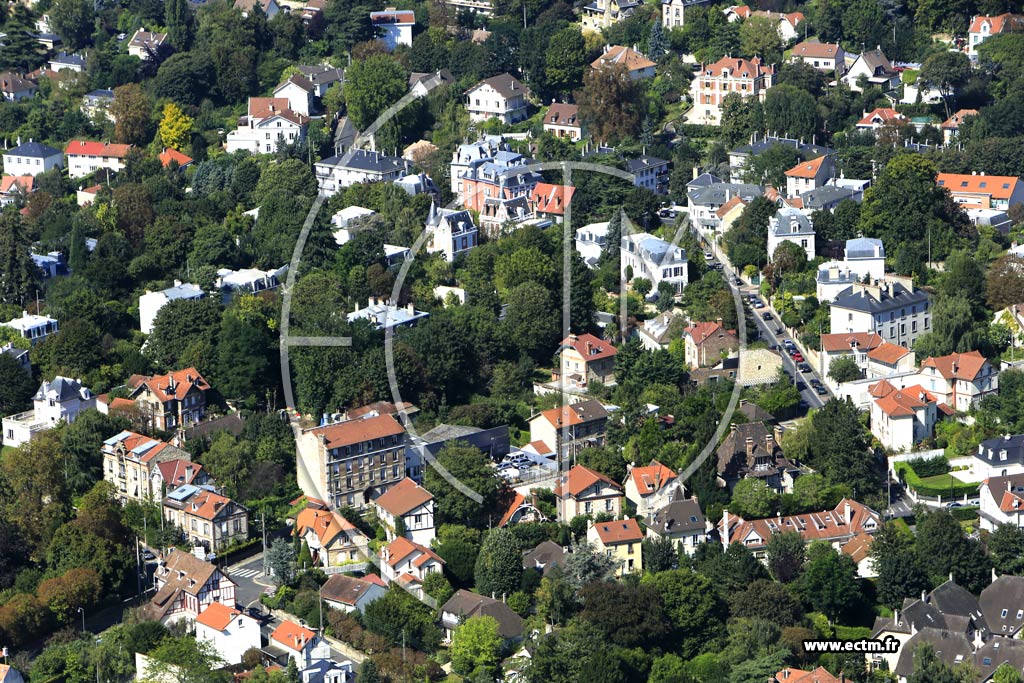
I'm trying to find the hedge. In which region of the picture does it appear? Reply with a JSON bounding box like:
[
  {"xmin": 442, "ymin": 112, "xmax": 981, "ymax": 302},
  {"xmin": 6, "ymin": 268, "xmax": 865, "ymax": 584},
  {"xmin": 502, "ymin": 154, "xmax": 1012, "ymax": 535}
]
[
  {"xmin": 906, "ymin": 455, "xmax": 949, "ymax": 478},
  {"xmin": 894, "ymin": 461, "xmax": 979, "ymax": 498},
  {"xmin": 950, "ymin": 506, "xmax": 980, "ymax": 522}
]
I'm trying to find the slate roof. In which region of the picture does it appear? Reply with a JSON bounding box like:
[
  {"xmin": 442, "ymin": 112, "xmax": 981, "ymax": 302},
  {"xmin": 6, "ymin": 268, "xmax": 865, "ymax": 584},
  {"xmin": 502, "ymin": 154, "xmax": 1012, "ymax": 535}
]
[
  {"xmin": 687, "ymin": 182, "xmax": 763, "ymax": 206},
  {"xmin": 441, "ymin": 590, "xmax": 524, "ymax": 639},
  {"xmin": 831, "ymin": 281, "xmax": 930, "ymax": 314},
  {"xmin": 317, "ymin": 149, "xmax": 410, "ymax": 174},
  {"xmin": 647, "ymin": 496, "xmax": 705, "ymax": 536},
  {"xmin": 33, "ymin": 375, "xmax": 89, "ymax": 402},
  {"xmin": 981, "ymin": 575, "xmax": 1024, "ymax": 637},
  {"xmin": 522, "ymin": 540, "xmax": 565, "ymax": 574},
  {"xmin": 5, "ymin": 141, "xmax": 60, "ymax": 158}
]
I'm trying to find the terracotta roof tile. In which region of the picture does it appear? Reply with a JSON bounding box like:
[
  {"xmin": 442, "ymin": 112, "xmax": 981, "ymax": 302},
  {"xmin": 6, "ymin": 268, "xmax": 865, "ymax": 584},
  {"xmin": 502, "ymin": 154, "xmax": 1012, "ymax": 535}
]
[
  {"xmin": 554, "ymin": 464, "xmax": 621, "ymax": 497},
  {"xmin": 784, "ymin": 156, "xmax": 828, "ymax": 179},
  {"xmin": 629, "ymin": 460, "xmax": 676, "ymax": 496},
  {"xmin": 592, "ymin": 517, "xmax": 643, "ymax": 544},
  {"xmin": 920, "ymin": 350, "xmax": 989, "ymax": 381},
  {"xmin": 310, "ymin": 413, "xmax": 405, "ymax": 449},
  {"xmin": 373, "ymin": 477, "xmax": 433, "ymax": 517},
  {"xmin": 271, "ymin": 620, "xmax": 316, "ymax": 651},
  {"xmin": 196, "ymin": 602, "xmax": 241, "ymax": 631}
]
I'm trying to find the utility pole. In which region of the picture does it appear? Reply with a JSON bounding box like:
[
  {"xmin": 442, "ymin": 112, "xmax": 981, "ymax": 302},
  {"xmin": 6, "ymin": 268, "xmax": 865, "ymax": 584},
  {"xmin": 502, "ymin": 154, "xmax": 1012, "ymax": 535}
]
[
  {"xmin": 261, "ymin": 510, "xmax": 268, "ymax": 575},
  {"xmin": 135, "ymin": 536, "xmax": 142, "ymax": 596}
]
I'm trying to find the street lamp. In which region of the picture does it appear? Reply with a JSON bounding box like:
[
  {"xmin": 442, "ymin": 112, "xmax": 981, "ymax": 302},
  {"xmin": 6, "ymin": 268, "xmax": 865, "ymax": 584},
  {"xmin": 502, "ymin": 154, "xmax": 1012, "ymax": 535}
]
[{"xmin": 77, "ymin": 606, "xmax": 85, "ymax": 632}]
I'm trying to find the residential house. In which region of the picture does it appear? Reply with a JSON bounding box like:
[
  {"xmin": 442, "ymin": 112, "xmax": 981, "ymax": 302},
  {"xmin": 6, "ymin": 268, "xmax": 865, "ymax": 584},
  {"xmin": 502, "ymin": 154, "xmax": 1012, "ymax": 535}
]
[
  {"xmin": 127, "ymin": 368, "xmax": 210, "ymax": 433},
  {"xmin": 866, "ymin": 342, "xmax": 916, "ymax": 379},
  {"xmin": 789, "ymin": 41, "xmax": 846, "ymax": 75},
  {"xmin": 720, "ymin": 499, "xmax": 880, "ymax": 557},
  {"xmin": 293, "ymin": 506, "xmax": 367, "ymax": 567},
  {"xmin": 268, "ymin": 621, "xmax": 331, "ymax": 669},
  {"xmin": 347, "ymin": 298, "xmax": 429, "ymax": 331},
  {"xmin": 840, "ymin": 531, "xmax": 876, "ymax": 578},
  {"xmin": 638, "ymin": 310, "xmax": 684, "ymax": 350},
  {"xmin": 234, "ymin": 0, "xmax": 280, "ymax": 18},
  {"xmin": 32, "ymin": 35, "xmax": 61, "ymax": 51},
  {"xmin": 552, "ymin": 464, "xmax": 621, "ymax": 521},
  {"xmin": 724, "ymin": 6, "xmax": 804, "ymax": 40},
  {"xmin": 65, "ymin": 140, "xmax": 132, "ymax": 178},
  {"xmin": 163, "ymin": 485, "xmax": 249, "ymax": 554},
  {"xmin": 784, "ymin": 156, "xmax": 832, "ymax": 198},
  {"xmin": 773, "ymin": 668, "xmax": 842, "ymax": 683},
  {"xmin": 729, "ymin": 136, "xmax": 834, "ymax": 183},
  {"xmin": 529, "ymin": 182, "xmax": 575, "ymax": 223},
  {"xmin": 530, "ymin": 400, "xmax": 609, "ymax": 464},
  {"xmin": 497, "ymin": 490, "xmax": 547, "ymax": 527},
  {"xmin": 81, "ymin": 89, "xmax": 114, "ymax": 121},
  {"xmin": 2, "ymin": 376, "xmax": 92, "ymax": 447},
  {"xmin": 225, "ymin": 97, "xmax": 308, "ymax": 155},
  {"xmin": 1, "ymin": 343, "xmax": 29, "ymax": 374},
  {"xmin": 868, "ymin": 381, "xmax": 943, "ymax": 452},
  {"xmin": 194, "ymin": 602, "xmax": 261, "ymax": 665},
  {"xmin": 842, "ymin": 48, "xmax": 900, "ymax": 92},
  {"xmin": 646, "ymin": 491, "xmax": 707, "ymax": 555},
  {"xmin": 127, "ymin": 29, "xmax": 167, "ymax": 60},
  {"xmin": 767, "ymin": 208, "xmax": 815, "ymax": 261},
  {"xmin": 715, "ymin": 195, "xmax": 747, "ymax": 234},
  {"xmin": 969, "ymin": 434, "xmax": 1024, "ymax": 482},
  {"xmin": 627, "ymin": 155, "xmax": 670, "ymax": 194},
  {"xmin": 553, "ymin": 333, "xmax": 617, "ymax": 389},
  {"xmin": 717, "ymin": 422, "xmax": 798, "ymax": 492},
  {"xmin": 480, "ymin": 195, "xmax": 535, "ymax": 236},
  {"xmin": 968, "ymin": 14, "xmax": 1024, "ymax": 57},
  {"xmin": 319, "ymin": 574, "xmax": 386, "ymax": 614},
  {"xmin": 624, "ymin": 459, "xmax": 677, "ymax": 517},
  {"xmin": 4, "ymin": 311, "xmax": 58, "ymax": 345},
  {"xmin": 296, "ymin": 412, "xmax": 408, "ymax": 510},
  {"xmin": 0, "ymin": 666, "xmax": 25, "ymax": 683},
  {"xmin": 48, "ymin": 52, "xmax": 85, "ymax": 73},
  {"xmin": 370, "ymin": 8, "xmax": 414, "ymax": 50},
  {"xmin": 918, "ymin": 351, "xmax": 998, "ymax": 412},
  {"xmin": 424, "ymin": 203, "xmax": 478, "ymax": 262},
  {"xmin": 372, "ymin": 477, "xmax": 435, "ymax": 545},
  {"xmin": 687, "ymin": 181, "xmax": 763, "ymax": 229},
  {"xmin": 139, "ymin": 282, "xmax": 204, "ymax": 335},
  {"xmin": 543, "ymin": 103, "xmax": 582, "ymax": 141},
  {"xmin": 449, "ymin": 135, "xmax": 512, "ymax": 193},
  {"xmin": 409, "ymin": 69, "xmax": 455, "ymax": 98},
  {"xmin": 590, "ymin": 45, "xmax": 656, "ymax": 80},
  {"xmin": 143, "ymin": 547, "xmax": 237, "ymax": 624},
  {"xmin": 441, "ymin": 590, "xmax": 524, "ymax": 644},
  {"xmin": 979, "ymin": 473, "xmax": 1024, "ymax": 531},
  {"xmin": 298, "ymin": 64, "xmax": 345, "ymax": 98},
  {"xmin": 457, "ymin": 149, "xmax": 542, "ymax": 212},
  {"xmin": 829, "ymin": 277, "xmax": 931, "ymax": 349},
  {"xmin": 314, "ymin": 149, "xmax": 411, "ymax": 196},
  {"xmin": 940, "ymin": 109, "xmax": 979, "ymax": 143},
  {"xmin": 522, "ymin": 540, "xmax": 565, "ymax": 576},
  {"xmin": 574, "ymin": 221, "xmax": 609, "ymax": 267},
  {"xmin": 816, "ymin": 238, "xmax": 886, "ymax": 302},
  {"xmin": 580, "ymin": 0, "xmax": 640, "ymax": 33},
  {"xmin": 378, "ymin": 536, "xmax": 444, "ymax": 597},
  {"xmin": 937, "ymin": 172, "xmax": 1024, "ymax": 211},
  {"xmin": 800, "ymin": 185, "xmax": 859, "ymax": 213},
  {"xmin": 587, "ymin": 518, "xmax": 644, "ymax": 576},
  {"xmin": 0, "ymin": 72, "xmax": 37, "ymax": 101},
  {"xmin": 2, "ymin": 141, "xmax": 62, "ymax": 177},
  {"xmin": 102, "ymin": 430, "xmax": 192, "ymax": 503},
  {"xmin": 272, "ymin": 74, "xmax": 315, "ymax": 117},
  {"xmin": 690, "ymin": 56, "xmax": 776, "ymax": 126},
  {"xmin": 159, "ymin": 148, "xmax": 193, "ymax": 170},
  {"xmin": 0, "ymin": 175, "xmax": 32, "ymax": 206},
  {"xmin": 661, "ymin": 0, "xmax": 712, "ymax": 28},
  {"xmin": 855, "ymin": 107, "xmax": 907, "ymax": 133},
  {"xmin": 153, "ymin": 459, "xmax": 207, "ymax": 494},
  {"xmin": 817, "ymin": 332, "xmax": 914, "ymax": 380},
  {"xmin": 683, "ymin": 320, "xmax": 739, "ymax": 368},
  {"xmin": 216, "ymin": 266, "xmax": 286, "ymax": 300},
  {"xmin": 621, "ymin": 232, "xmax": 689, "ymax": 293},
  {"xmin": 464, "ymin": 73, "xmax": 531, "ymax": 124}
]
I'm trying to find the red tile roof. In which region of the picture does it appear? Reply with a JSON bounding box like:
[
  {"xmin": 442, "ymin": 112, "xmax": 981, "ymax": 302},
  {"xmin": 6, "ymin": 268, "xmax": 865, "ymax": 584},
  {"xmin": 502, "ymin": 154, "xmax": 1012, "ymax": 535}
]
[
  {"xmin": 531, "ymin": 183, "xmax": 576, "ymax": 216},
  {"xmin": 159, "ymin": 148, "xmax": 193, "ymax": 168},
  {"xmin": 0, "ymin": 175, "xmax": 32, "ymax": 194},
  {"xmin": 920, "ymin": 350, "xmax": 989, "ymax": 381},
  {"xmin": 840, "ymin": 532, "xmax": 874, "ymax": 564},
  {"xmin": 156, "ymin": 459, "xmax": 204, "ymax": 488},
  {"xmin": 554, "ymin": 464, "xmax": 621, "ymax": 497},
  {"xmin": 941, "ymin": 109, "xmax": 979, "ymax": 130},
  {"xmin": 969, "ymin": 13, "xmax": 1024, "ymax": 34},
  {"xmin": 498, "ymin": 491, "xmax": 526, "ymax": 527},
  {"xmin": 867, "ymin": 342, "xmax": 912, "ymax": 365},
  {"xmin": 591, "ymin": 45, "xmax": 656, "ymax": 72},
  {"xmin": 775, "ymin": 666, "xmax": 842, "ymax": 683},
  {"xmin": 874, "ymin": 384, "xmax": 937, "ymax": 418},
  {"xmin": 629, "ymin": 460, "xmax": 676, "ymax": 496},
  {"xmin": 559, "ymin": 333, "xmax": 616, "ymax": 361},
  {"xmin": 936, "ymin": 173, "xmax": 1021, "ymax": 201},
  {"xmin": 179, "ymin": 489, "xmax": 239, "ymax": 521},
  {"xmin": 784, "ymin": 156, "xmax": 828, "ymax": 179},
  {"xmin": 196, "ymin": 602, "xmax": 241, "ymax": 631},
  {"xmin": 791, "ymin": 42, "xmax": 842, "ymax": 59},
  {"xmin": 65, "ymin": 140, "xmax": 132, "ymax": 158},
  {"xmin": 722, "ymin": 499, "xmax": 879, "ymax": 550},
  {"xmin": 820, "ymin": 332, "xmax": 885, "ymax": 353},
  {"xmin": 131, "ymin": 368, "xmax": 210, "ymax": 402},
  {"xmin": 310, "ymin": 413, "xmax": 405, "ymax": 449},
  {"xmin": 380, "ymin": 536, "xmax": 443, "ymax": 568},
  {"xmin": 294, "ymin": 507, "xmax": 356, "ymax": 546},
  {"xmin": 592, "ymin": 517, "xmax": 643, "ymax": 544},
  {"xmin": 685, "ymin": 321, "xmax": 738, "ymax": 347},
  {"xmin": 715, "ymin": 195, "xmax": 747, "ymax": 219},
  {"xmin": 373, "ymin": 477, "xmax": 433, "ymax": 517},
  {"xmin": 856, "ymin": 108, "xmax": 905, "ymax": 127},
  {"xmin": 271, "ymin": 620, "xmax": 316, "ymax": 651},
  {"xmin": 700, "ymin": 56, "xmax": 774, "ymax": 79}
]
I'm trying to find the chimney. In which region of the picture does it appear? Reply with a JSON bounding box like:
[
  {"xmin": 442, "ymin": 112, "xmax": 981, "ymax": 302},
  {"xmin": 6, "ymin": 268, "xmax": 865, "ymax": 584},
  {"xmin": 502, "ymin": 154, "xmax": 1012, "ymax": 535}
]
[
  {"xmin": 844, "ymin": 501, "xmax": 852, "ymax": 524},
  {"xmin": 993, "ymin": 567, "xmax": 999, "ymax": 583},
  {"xmin": 765, "ymin": 433, "xmax": 774, "ymax": 453},
  {"xmin": 722, "ymin": 508, "xmax": 730, "ymax": 546},
  {"xmin": 745, "ymin": 437, "xmax": 754, "ymax": 458},
  {"xmin": 893, "ymin": 608, "xmax": 899, "ymax": 625}
]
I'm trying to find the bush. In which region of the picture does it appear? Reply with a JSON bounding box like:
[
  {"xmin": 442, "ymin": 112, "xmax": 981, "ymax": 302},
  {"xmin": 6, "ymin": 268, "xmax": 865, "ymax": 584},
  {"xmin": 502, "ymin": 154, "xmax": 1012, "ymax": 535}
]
[
  {"xmin": 906, "ymin": 455, "xmax": 949, "ymax": 478},
  {"xmin": 894, "ymin": 462, "xmax": 979, "ymax": 498}
]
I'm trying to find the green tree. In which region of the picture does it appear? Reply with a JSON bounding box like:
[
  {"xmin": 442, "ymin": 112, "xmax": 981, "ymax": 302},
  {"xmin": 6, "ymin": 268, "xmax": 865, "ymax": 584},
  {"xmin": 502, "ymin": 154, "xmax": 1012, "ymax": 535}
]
[
  {"xmin": 799, "ymin": 543, "xmax": 861, "ymax": 623},
  {"xmin": 142, "ymin": 636, "xmax": 229, "ymax": 683},
  {"xmin": 913, "ymin": 294, "xmax": 976, "ymax": 358},
  {"xmin": 915, "ymin": 509, "xmax": 991, "ymax": 593},
  {"xmin": 738, "ymin": 15, "xmax": 782, "ymax": 65},
  {"xmin": 762, "ymin": 85, "xmax": 818, "ymax": 142},
  {"xmin": 989, "ymin": 523, "xmax": 1024, "ymax": 575},
  {"xmin": 255, "ymin": 158, "xmax": 317, "ymax": 199},
  {"xmin": 920, "ymin": 50, "xmax": 971, "ymax": 117},
  {"xmin": 563, "ymin": 541, "xmax": 617, "ymax": 590},
  {"xmin": 987, "ymin": 255, "xmax": 1024, "ymax": 311},
  {"xmin": 343, "ymin": 55, "xmax": 409, "ymax": 131},
  {"xmin": 730, "ymin": 478, "xmax": 777, "ymax": 518},
  {"xmin": 450, "ymin": 615, "xmax": 502, "ymax": 678},
  {"xmin": 828, "ymin": 356, "xmax": 861, "ymax": 383},
  {"xmin": 806, "ymin": 398, "xmax": 879, "ymax": 495},
  {"xmin": 641, "ymin": 568, "xmax": 726, "ymax": 658},
  {"xmin": 0, "ymin": 7, "xmax": 44, "ymax": 71},
  {"xmin": 765, "ymin": 530, "xmax": 806, "ymax": 583},
  {"xmin": 145, "ymin": 296, "xmax": 222, "ymax": 371},
  {"xmin": 165, "ymin": 0, "xmax": 193, "ymax": 48},
  {"xmin": 0, "ymin": 206, "xmax": 41, "ymax": 305},
  {"xmin": 994, "ymin": 663, "xmax": 1024, "ymax": 683},
  {"xmin": 641, "ymin": 536, "xmax": 677, "ymax": 573},
  {"xmin": 502, "ymin": 281, "xmax": 560, "ymax": 363},
  {"xmin": 475, "ymin": 527, "xmax": 523, "ymax": 598},
  {"xmin": 545, "ymin": 25, "xmax": 586, "ymax": 98},
  {"xmin": 266, "ymin": 538, "xmax": 296, "ymax": 587},
  {"xmin": 49, "ymin": 0, "xmax": 94, "ymax": 51},
  {"xmin": 870, "ymin": 522, "xmax": 929, "ymax": 610},
  {"xmin": 907, "ymin": 644, "xmax": 957, "ymax": 683},
  {"xmin": 425, "ymin": 444, "xmax": 503, "ymax": 527},
  {"xmin": 110, "ymin": 84, "xmax": 152, "ymax": 146},
  {"xmin": 0, "ymin": 352, "xmax": 36, "ymax": 415},
  {"xmin": 729, "ymin": 579, "xmax": 804, "ymax": 626},
  {"xmin": 576, "ymin": 63, "xmax": 644, "ymax": 144}
]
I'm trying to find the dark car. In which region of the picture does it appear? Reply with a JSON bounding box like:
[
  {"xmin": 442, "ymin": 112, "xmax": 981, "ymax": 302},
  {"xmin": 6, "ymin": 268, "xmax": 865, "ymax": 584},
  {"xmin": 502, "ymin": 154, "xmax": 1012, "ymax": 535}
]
[
  {"xmin": 798, "ymin": 363, "xmax": 811, "ymax": 373},
  {"xmin": 815, "ymin": 385, "xmax": 828, "ymax": 396},
  {"xmin": 142, "ymin": 549, "xmax": 156, "ymax": 562},
  {"xmin": 761, "ymin": 312, "xmax": 772, "ymax": 321},
  {"xmin": 799, "ymin": 399, "xmax": 809, "ymax": 410},
  {"xmin": 776, "ymin": 326, "xmax": 784, "ymax": 334},
  {"xmin": 796, "ymin": 381, "xmax": 807, "ymax": 391}
]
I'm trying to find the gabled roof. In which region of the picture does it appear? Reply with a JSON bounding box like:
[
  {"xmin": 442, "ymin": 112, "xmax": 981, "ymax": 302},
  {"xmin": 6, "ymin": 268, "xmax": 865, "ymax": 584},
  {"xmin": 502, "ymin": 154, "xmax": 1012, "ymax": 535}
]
[
  {"xmin": 969, "ymin": 13, "xmax": 1024, "ymax": 33},
  {"xmin": 981, "ymin": 575, "xmax": 1024, "ymax": 637},
  {"xmin": 522, "ymin": 540, "xmax": 565, "ymax": 573},
  {"xmin": 196, "ymin": 602, "xmax": 242, "ymax": 631},
  {"xmin": 784, "ymin": 156, "xmax": 828, "ymax": 179},
  {"xmin": 715, "ymin": 195, "xmax": 747, "ymax": 219},
  {"xmin": 685, "ymin": 321, "xmax": 738, "ymax": 347},
  {"xmin": 129, "ymin": 29, "xmax": 167, "ymax": 49},
  {"xmin": 866, "ymin": 342, "xmax": 912, "ymax": 365},
  {"xmin": 156, "ymin": 459, "xmax": 203, "ymax": 488},
  {"xmin": 941, "ymin": 109, "xmax": 979, "ymax": 130},
  {"xmin": 169, "ymin": 488, "xmax": 242, "ymax": 521},
  {"xmin": 320, "ymin": 574, "xmax": 381, "ymax": 606},
  {"xmin": 5, "ymin": 141, "xmax": 60, "ymax": 158},
  {"xmin": 559, "ymin": 333, "xmax": 616, "ymax": 361},
  {"xmin": 873, "ymin": 384, "xmax": 938, "ymax": 418},
  {"xmin": 271, "ymin": 620, "xmax": 316, "ymax": 651},
  {"xmin": 856, "ymin": 108, "xmax": 904, "ymax": 127},
  {"xmin": 0, "ymin": 72, "xmax": 37, "ymax": 93},
  {"xmin": 381, "ymin": 536, "xmax": 443, "ymax": 568},
  {"xmin": 530, "ymin": 182, "xmax": 575, "ymax": 215},
  {"xmin": 467, "ymin": 73, "xmax": 529, "ymax": 100},
  {"xmin": 373, "ymin": 477, "xmax": 433, "ymax": 517},
  {"xmin": 591, "ymin": 517, "xmax": 643, "ymax": 544},
  {"xmin": 154, "ymin": 547, "xmax": 229, "ymax": 597},
  {"xmin": 774, "ymin": 667, "xmax": 842, "ymax": 683},
  {"xmin": 545, "ymin": 103, "xmax": 580, "ymax": 127},
  {"xmin": 294, "ymin": 507, "xmax": 356, "ymax": 546},
  {"xmin": 820, "ymin": 332, "xmax": 884, "ymax": 354},
  {"xmin": 722, "ymin": 498, "xmax": 880, "ymax": 549},
  {"xmin": 554, "ymin": 464, "xmax": 621, "ymax": 497},
  {"xmin": 441, "ymin": 589, "xmax": 524, "ymax": 639},
  {"xmin": 309, "ymin": 413, "xmax": 405, "ymax": 449},
  {"xmin": 536, "ymin": 400, "xmax": 610, "ymax": 431},
  {"xmin": 274, "ymin": 73, "xmax": 315, "ymax": 94},
  {"xmin": 699, "ymin": 56, "xmax": 774, "ymax": 79},
  {"xmin": 790, "ymin": 42, "xmax": 842, "ymax": 59},
  {"xmin": 936, "ymin": 173, "xmax": 1021, "ymax": 200},
  {"xmin": 130, "ymin": 368, "xmax": 210, "ymax": 402},
  {"xmin": 65, "ymin": 140, "xmax": 132, "ymax": 158},
  {"xmin": 629, "ymin": 460, "xmax": 677, "ymax": 496},
  {"xmin": 591, "ymin": 45, "xmax": 656, "ymax": 72},
  {"xmin": 159, "ymin": 148, "xmax": 193, "ymax": 168},
  {"xmin": 840, "ymin": 532, "xmax": 873, "ymax": 564},
  {"xmin": 647, "ymin": 496, "xmax": 705, "ymax": 536},
  {"xmin": 920, "ymin": 350, "xmax": 990, "ymax": 381}
]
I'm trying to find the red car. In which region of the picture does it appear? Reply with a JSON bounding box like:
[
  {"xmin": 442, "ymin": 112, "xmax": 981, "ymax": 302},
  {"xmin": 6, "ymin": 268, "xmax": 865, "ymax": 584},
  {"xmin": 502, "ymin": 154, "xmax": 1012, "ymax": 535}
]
[{"xmin": 791, "ymin": 352, "xmax": 804, "ymax": 363}]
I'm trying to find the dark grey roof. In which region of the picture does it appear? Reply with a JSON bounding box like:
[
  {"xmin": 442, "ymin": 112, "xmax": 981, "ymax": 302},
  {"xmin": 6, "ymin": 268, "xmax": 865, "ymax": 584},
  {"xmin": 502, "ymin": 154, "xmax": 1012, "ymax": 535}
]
[
  {"xmin": 421, "ymin": 424, "xmax": 482, "ymax": 443},
  {"xmin": 686, "ymin": 172, "xmax": 722, "ymax": 189},
  {"xmin": 317, "ymin": 149, "xmax": 410, "ymax": 174},
  {"xmin": 6, "ymin": 141, "xmax": 60, "ymax": 158},
  {"xmin": 468, "ymin": 73, "xmax": 529, "ymax": 100},
  {"xmin": 647, "ymin": 497, "xmax": 705, "ymax": 535},
  {"xmin": 687, "ymin": 182, "xmax": 763, "ymax": 206},
  {"xmin": 730, "ymin": 136, "xmax": 835, "ymax": 159},
  {"xmin": 441, "ymin": 589, "xmax": 523, "ymax": 639},
  {"xmin": 33, "ymin": 376, "xmax": 86, "ymax": 402},
  {"xmin": 978, "ymin": 435, "xmax": 1024, "ymax": 467},
  {"xmin": 568, "ymin": 399, "xmax": 609, "ymax": 423},
  {"xmin": 738, "ymin": 400, "xmax": 775, "ymax": 423},
  {"xmin": 717, "ymin": 421, "xmax": 793, "ymax": 479},
  {"xmin": 859, "ymin": 48, "xmax": 895, "ymax": 76},
  {"xmin": 769, "ymin": 207, "xmax": 813, "ymax": 237},
  {"xmin": 522, "ymin": 540, "xmax": 565, "ymax": 574},
  {"xmin": 51, "ymin": 52, "xmax": 85, "ymax": 66},
  {"xmin": 409, "ymin": 69, "xmax": 454, "ymax": 87},
  {"xmin": 830, "ymin": 281, "xmax": 930, "ymax": 315},
  {"xmin": 982, "ymin": 576, "xmax": 1024, "ymax": 638},
  {"xmin": 626, "ymin": 156, "xmax": 669, "ymax": 172},
  {"xmin": 799, "ymin": 185, "xmax": 856, "ymax": 210},
  {"xmin": 928, "ymin": 580, "xmax": 987, "ymax": 632},
  {"xmin": 976, "ymin": 637, "xmax": 1024, "ymax": 681},
  {"xmin": 893, "ymin": 628, "xmax": 973, "ymax": 678},
  {"xmin": 297, "ymin": 64, "xmax": 345, "ymax": 86}
]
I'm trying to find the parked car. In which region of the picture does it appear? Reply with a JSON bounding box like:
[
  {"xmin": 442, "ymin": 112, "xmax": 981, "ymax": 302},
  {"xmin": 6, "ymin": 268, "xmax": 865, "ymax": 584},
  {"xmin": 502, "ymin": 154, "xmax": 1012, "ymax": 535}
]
[
  {"xmin": 704, "ymin": 251, "xmax": 714, "ymax": 261},
  {"xmin": 761, "ymin": 312, "xmax": 772, "ymax": 321},
  {"xmin": 815, "ymin": 385, "xmax": 828, "ymax": 396},
  {"xmin": 798, "ymin": 363, "xmax": 811, "ymax": 373},
  {"xmin": 796, "ymin": 381, "xmax": 807, "ymax": 391},
  {"xmin": 792, "ymin": 352, "xmax": 804, "ymax": 363}
]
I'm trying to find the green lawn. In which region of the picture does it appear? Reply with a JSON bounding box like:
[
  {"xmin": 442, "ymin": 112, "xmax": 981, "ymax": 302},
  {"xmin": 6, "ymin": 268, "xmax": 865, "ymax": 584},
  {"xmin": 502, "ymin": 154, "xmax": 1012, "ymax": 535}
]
[{"xmin": 918, "ymin": 473, "xmax": 969, "ymax": 490}]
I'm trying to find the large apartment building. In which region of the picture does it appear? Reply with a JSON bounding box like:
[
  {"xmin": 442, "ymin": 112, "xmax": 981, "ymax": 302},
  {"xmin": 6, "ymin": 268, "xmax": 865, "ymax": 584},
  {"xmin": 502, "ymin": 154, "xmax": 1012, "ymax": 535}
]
[
  {"xmin": 689, "ymin": 56, "xmax": 775, "ymax": 126},
  {"xmin": 297, "ymin": 414, "xmax": 408, "ymax": 510},
  {"xmin": 829, "ymin": 277, "xmax": 931, "ymax": 349}
]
